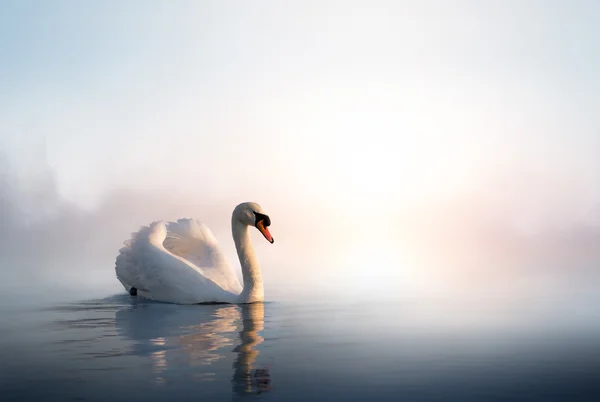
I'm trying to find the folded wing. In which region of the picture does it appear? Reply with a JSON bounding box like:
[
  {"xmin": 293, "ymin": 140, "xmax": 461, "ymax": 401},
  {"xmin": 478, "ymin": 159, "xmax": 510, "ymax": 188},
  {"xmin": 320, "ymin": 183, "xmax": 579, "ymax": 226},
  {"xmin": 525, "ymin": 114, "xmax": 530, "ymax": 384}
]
[{"xmin": 115, "ymin": 219, "xmax": 242, "ymax": 304}]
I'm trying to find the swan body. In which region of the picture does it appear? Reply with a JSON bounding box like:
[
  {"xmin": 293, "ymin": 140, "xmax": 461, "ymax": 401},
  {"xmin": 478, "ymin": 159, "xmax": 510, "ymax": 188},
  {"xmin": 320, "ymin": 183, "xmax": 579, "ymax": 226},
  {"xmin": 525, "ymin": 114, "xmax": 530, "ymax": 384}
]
[{"xmin": 115, "ymin": 202, "xmax": 274, "ymax": 304}]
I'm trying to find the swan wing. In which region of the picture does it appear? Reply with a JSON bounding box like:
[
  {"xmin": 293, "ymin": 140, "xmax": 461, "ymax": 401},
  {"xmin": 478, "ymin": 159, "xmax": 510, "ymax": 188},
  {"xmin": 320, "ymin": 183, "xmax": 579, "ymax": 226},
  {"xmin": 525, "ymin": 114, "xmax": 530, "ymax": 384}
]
[
  {"xmin": 163, "ymin": 219, "xmax": 242, "ymax": 292},
  {"xmin": 115, "ymin": 219, "xmax": 242, "ymax": 304}
]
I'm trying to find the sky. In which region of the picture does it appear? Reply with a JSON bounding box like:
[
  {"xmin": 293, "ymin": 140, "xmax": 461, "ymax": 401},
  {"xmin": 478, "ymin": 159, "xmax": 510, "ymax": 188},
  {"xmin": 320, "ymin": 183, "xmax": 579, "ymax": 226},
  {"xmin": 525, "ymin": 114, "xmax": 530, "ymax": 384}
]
[{"xmin": 1, "ymin": 1, "xmax": 599, "ymax": 303}]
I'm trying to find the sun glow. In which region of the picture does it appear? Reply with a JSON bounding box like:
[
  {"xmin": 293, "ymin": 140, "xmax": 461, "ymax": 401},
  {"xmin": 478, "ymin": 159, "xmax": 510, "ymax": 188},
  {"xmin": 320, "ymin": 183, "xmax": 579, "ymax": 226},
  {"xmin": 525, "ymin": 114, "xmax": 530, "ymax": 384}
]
[
  {"xmin": 260, "ymin": 81, "xmax": 480, "ymax": 215},
  {"xmin": 339, "ymin": 237, "xmax": 418, "ymax": 296}
]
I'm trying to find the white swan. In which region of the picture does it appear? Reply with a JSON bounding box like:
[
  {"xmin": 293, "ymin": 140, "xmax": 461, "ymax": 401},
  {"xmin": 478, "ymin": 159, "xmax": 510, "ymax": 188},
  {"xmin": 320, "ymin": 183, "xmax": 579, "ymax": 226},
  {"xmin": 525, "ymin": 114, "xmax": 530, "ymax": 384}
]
[{"xmin": 115, "ymin": 202, "xmax": 274, "ymax": 304}]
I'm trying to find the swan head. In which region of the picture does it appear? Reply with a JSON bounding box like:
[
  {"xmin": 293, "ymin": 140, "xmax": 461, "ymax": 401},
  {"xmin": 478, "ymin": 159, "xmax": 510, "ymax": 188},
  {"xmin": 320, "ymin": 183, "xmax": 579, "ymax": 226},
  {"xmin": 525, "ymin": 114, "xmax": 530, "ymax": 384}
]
[{"xmin": 233, "ymin": 202, "xmax": 274, "ymax": 244}]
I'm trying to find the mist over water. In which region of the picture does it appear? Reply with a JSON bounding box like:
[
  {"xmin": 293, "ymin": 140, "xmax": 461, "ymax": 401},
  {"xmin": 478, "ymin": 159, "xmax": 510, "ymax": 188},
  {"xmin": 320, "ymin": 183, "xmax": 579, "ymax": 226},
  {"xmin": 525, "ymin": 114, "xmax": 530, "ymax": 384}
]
[
  {"xmin": 0, "ymin": 149, "xmax": 597, "ymax": 400},
  {"xmin": 1, "ymin": 154, "xmax": 599, "ymax": 400},
  {"xmin": 1, "ymin": 150, "xmax": 599, "ymax": 305}
]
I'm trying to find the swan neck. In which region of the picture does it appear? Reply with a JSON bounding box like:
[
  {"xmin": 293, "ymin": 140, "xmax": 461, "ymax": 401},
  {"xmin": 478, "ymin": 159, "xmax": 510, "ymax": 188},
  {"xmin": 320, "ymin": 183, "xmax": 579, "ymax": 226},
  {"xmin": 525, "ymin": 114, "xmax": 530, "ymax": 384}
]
[{"xmin": 232, "ymin": 221, "xmax": 264, "ymax": 303}]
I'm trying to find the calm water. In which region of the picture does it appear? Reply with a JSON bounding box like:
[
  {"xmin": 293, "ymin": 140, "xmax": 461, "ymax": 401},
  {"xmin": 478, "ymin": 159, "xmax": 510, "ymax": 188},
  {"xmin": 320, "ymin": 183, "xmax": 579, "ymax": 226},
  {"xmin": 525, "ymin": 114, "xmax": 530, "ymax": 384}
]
[{"xmin": 1, "ymin": 294, "xmax": 599, "ymax": 401}]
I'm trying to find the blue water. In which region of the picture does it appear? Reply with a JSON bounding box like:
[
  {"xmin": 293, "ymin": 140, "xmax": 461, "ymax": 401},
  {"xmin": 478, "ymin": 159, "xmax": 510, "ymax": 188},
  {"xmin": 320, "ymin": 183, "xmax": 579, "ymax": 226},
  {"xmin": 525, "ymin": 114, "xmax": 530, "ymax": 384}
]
[{"xmin": 1, "ymin": 294, "xmax": 599, "ymax": 401}]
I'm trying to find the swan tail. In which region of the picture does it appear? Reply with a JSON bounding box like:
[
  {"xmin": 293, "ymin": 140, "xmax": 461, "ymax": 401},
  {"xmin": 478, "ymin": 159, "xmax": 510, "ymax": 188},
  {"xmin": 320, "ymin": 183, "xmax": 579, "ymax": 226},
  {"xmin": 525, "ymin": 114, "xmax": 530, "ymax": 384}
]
[
  {"xmin": 115, "ymin": 244, "xmax": 139, "ymax": 293},
  {"xmin": 115, "ymin": 222, "xmax": 165, "ymax": 293}
]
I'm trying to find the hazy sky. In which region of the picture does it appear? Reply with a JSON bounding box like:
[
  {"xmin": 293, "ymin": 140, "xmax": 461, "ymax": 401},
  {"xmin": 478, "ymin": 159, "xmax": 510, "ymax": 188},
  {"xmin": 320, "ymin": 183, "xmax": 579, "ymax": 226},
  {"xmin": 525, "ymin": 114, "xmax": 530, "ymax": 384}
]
[{"xmin": 1, "ymin": 1, "xmax": 599, "ymax": 301}]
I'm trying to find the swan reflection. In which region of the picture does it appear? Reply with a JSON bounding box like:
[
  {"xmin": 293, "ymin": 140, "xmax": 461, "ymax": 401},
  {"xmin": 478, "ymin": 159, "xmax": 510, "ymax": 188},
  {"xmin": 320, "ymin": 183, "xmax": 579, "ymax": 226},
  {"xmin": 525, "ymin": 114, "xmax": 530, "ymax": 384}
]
[
  {"xmin": 114, "ymin": 301, "xmax": 269, "ymax": 394},
  {"xmin": 232, "ymin": 303, "xmax": 271, "ymax": 395},
  {"xmin": 178, "ymin": 306, "xmax": 240, "ymax": 367}
]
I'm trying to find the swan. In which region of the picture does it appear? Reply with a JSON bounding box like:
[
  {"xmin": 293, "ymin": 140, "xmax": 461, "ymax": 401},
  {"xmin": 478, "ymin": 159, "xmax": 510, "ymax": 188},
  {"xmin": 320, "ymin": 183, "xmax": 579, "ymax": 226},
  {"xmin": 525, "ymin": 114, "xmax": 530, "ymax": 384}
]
[{"xmin": 115, "ymin": 202, "xmax": 274, "ymax": 304}]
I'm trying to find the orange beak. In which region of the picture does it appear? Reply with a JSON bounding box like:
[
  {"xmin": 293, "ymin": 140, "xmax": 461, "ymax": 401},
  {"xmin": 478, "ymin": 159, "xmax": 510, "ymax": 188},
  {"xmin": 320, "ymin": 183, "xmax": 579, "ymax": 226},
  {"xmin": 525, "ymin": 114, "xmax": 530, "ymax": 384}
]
[{"xmin": 256, "ymin": 220, "xmax": 274, "ymax": 244}]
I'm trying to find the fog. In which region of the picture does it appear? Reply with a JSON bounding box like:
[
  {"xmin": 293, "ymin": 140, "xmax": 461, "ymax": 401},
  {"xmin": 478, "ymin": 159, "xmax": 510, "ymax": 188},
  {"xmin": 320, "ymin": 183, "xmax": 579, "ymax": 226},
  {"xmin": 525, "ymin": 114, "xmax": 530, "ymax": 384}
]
[
  {"xmin": 1, "ymin": 1, "xmax": 599, "ymax": 306},
  {"xmin": 0, "ymin": 149, "xmax": 348, "ymax": 302},
  {"xmin": 1, "ymin": 149, "xmax": 599, "ymax": 306}
]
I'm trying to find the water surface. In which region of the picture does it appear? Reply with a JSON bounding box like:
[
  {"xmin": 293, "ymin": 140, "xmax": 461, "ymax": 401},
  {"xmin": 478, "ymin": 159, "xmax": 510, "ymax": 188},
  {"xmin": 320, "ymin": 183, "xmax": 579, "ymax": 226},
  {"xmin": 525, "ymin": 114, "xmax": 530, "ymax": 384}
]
[{"xmin": 1, "ymin": 294, "xmax": 599, "ymax": 401}]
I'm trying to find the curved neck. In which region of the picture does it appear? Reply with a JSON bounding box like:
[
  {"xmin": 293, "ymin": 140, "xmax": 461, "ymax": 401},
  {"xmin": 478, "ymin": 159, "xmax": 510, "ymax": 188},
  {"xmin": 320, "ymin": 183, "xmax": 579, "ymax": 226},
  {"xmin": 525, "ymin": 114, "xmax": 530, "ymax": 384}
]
[{"xmin": 232, "ymin": 220, "xmax": 264, "ymax": 303}]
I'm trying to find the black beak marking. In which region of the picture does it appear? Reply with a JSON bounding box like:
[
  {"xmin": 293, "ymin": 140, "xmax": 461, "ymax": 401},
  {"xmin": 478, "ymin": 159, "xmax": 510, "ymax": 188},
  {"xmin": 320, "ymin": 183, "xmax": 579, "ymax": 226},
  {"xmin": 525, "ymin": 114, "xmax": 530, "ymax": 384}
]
[{"xmin": 254, "ymin": 212, "xmax": 271, "ymax": 227}]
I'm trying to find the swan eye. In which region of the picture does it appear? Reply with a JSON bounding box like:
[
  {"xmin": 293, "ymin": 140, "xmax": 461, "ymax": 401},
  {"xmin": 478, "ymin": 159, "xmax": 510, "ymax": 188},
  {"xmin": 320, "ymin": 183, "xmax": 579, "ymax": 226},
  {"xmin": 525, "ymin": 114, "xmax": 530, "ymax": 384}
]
[{"xmin": 254, "ymin": 212, "xmax": 271, "ymax": 227}]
